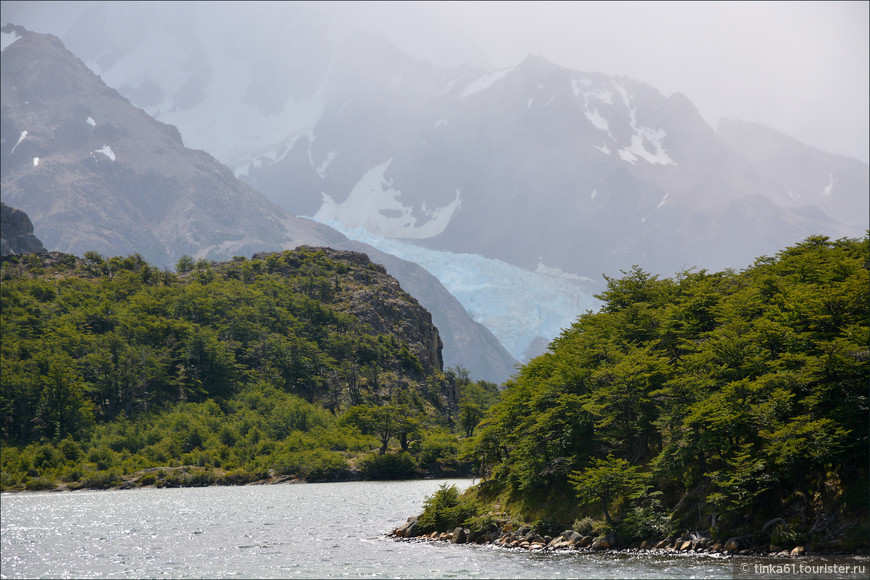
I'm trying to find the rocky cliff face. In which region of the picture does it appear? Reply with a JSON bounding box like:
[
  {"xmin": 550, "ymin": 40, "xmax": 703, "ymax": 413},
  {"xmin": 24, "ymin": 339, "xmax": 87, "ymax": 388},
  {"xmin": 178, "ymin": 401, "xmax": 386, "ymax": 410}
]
[
  {"xmin": 250, "ymin": 247, "xmax": 444, "ymax": 376},
  {"xmin": 0, "ymin": 202, "xmax": 46, "ymax": 256}
]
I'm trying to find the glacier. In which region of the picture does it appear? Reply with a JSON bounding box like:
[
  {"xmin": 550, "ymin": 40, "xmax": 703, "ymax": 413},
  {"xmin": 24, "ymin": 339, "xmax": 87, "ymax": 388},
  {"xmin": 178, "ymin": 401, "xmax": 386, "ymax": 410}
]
[{"xmin": 312, "ymin": 218, "xmax": 601, "ymax": 362}]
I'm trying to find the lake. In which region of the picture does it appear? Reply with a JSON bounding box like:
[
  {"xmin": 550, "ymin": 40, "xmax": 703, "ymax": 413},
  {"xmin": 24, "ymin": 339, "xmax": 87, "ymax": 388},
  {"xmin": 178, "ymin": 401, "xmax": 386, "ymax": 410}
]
[{"xmin": 1, "ymin": 479, "xmax": 737, "ymax": 578}]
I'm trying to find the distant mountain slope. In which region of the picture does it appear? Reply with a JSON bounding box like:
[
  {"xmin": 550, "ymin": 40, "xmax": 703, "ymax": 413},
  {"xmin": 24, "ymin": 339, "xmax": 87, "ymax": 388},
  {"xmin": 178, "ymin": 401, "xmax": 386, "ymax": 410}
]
[
  {"xmin": 0, "ymin": 25, "xmax": 517, "ymax": 382},
  {"xmin": 0, "ymin": 24, "xmax": 345, "ymax": 264},
  {"xmin": 717, "ymin": 118, "xmax": 870, "ymax": 227}
]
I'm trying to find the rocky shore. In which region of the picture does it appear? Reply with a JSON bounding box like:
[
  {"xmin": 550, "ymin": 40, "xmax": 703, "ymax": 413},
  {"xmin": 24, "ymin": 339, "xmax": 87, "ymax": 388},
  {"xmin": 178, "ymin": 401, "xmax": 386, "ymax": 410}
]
[{"xmin": 390, "ymin": 517, "xmax": 864, "ymax": 558}]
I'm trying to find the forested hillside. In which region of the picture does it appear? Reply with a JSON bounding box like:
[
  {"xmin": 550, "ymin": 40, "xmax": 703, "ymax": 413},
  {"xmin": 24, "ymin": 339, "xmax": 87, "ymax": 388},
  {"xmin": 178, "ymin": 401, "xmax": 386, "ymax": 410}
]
[
  {"xmin": 467, "ymin": 235, "xmax": 868, "ymax": 551},
  {"xmin": 0, "ymin": 248, "xmax": 498, "ymax": 490}
]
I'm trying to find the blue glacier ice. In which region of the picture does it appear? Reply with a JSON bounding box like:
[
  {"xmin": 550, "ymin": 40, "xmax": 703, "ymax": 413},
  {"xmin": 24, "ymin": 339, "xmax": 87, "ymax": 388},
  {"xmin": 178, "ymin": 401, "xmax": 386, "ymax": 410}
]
[{"xmin": 313, "ymin": 219, "xmax": 602, "ymax": 362}]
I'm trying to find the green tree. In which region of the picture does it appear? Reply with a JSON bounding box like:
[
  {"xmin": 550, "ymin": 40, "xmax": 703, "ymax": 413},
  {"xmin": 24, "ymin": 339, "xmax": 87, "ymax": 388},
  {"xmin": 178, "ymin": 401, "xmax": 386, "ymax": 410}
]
[{"xmin": 569, "ymin": 456, "xmax": 646, "ymax": 525}]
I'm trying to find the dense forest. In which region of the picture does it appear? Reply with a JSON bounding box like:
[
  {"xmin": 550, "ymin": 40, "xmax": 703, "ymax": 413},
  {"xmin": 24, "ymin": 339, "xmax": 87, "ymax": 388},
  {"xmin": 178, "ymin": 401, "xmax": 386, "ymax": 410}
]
[
  {"xmin": 461, "ymin": 234, "xmax": 868, "ymax": 551},
  {"xmin": 0, "ymin": 248, "xmax": 498, "ymax": 490},
  {"xmin": 2, "ymin": 235, "xmax": 867, "ymax": 552}
]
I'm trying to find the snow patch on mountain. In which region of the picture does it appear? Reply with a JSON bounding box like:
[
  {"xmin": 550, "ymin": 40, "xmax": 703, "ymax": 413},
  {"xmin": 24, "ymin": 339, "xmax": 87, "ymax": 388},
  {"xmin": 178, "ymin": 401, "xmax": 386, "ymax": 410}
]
[
  {"xmin": 10, "ymin": 130, "xmax": 27, "ymax": 155},
  {"xmin": 92, "ymin": 145, "xmax": 116, "ymax": 161},
  {"xmin": 824, "ymin": 173, "xmax": 834, "ymax": 198},
  {"xmin": 315, "ymin": 150, "xmax": 337, "ymax": 178},
  {"xmin": 619, "ymin": 148, "xmax": 638, "ymax": 165},
  {"xmin": 613, "ymin": 79, "xmax": 676, "ymax": 167},
  {"xmin": 311, "ymin": 219, "xmax": 601, "ymax": 361},
  {"xmin": 86, "ymin": 116, "xmax": 96, "ymax": 127},
  {"xmin": 461, "ymin": 67, "xmax": 513, "ymax": 99},
  {"xmin": 585, "ymin": 109, "xmax": 609, "ymax": 132},
  {"xmin": 573, "ymin": 78, "xmax": 614, "ymax": 105},
  {"xmin": 623, "ymin": 130, "xmax": 675, "ymax": 166},
  {"xmin": 314, "ymin": 159, "xmax": 461, "ymax": 239}
]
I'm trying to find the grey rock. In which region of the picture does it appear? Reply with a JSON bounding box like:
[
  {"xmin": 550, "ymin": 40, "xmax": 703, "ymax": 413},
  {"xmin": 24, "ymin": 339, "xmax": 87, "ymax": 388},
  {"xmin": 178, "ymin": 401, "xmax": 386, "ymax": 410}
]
[{"xmin": 0, "ymin": 203, "xmax": 46, "ymax": 256}]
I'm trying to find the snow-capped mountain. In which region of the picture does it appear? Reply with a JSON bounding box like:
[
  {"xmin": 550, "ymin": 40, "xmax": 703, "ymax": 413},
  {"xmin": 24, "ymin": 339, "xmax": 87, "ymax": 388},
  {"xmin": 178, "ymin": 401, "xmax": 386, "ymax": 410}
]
[
  {"xmin": 253, "ymin": 47, "xmax": 864, "ymax": 281},
  {"xmin": 16, "ymin": 4, "xmax": 868, "ymax": 366}
]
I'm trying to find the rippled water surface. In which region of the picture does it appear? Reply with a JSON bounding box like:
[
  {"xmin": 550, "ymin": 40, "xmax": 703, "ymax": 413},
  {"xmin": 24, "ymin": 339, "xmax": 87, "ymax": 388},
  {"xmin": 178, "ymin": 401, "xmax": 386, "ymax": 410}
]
[{"xmin": 2, "ymin": 479, "xmax": 734, "ymax": 578}]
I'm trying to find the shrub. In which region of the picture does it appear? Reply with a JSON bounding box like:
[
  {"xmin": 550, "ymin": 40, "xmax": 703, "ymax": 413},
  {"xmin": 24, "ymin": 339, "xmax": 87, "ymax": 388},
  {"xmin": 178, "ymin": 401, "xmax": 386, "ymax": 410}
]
[
  {"xmin": 531, "ymin": 518, "xmax": 563, "ymax": 538},
  {"xmin": 770, "ymin": 519, "xmax": 801, "ymax": 548},
  {"xmin": 24, "ymin": 476, "xmax": 55, "ymax": 491},
  {"xmin": 297, "ymin": 448, "xmax": 349, "ymax": 481},
  {"xmin": 416, "ymin": 483, "xmax": 482, "ymax": 534},
  {"xmin": 465, "ymin": 513, "xmax": 499, "ymax": 536},
  {"xmin": 216, "ymin": 469, "xmax": 263, "ymax": 486},
  {"xmin": 419, "ymin": 429, "xmax": 459, "ymax": 469},
  {"xmin": 358, "ymin": 452, "xmax": 417, "ymax": 480},
  {"xmin": 58, "ymin": 438, "xmax": 83, "ymax": 462},
  {"xmin": 33, "ymin": 443, "xmax": 61, "ymax": 470},
  {"xmin": 87, "ymin": 446, "xmax": 117, "ymax": 471},
  {"xmin": 80, "ymin": 469, "xmax": 121, "ymax": 489},
  {"xmin": 137, "ymin": 473, "xmax": 157, "ymax": 486},
  {"xmin": 573, "ymin": 516, "xmax": 596, "ymax": 535}
]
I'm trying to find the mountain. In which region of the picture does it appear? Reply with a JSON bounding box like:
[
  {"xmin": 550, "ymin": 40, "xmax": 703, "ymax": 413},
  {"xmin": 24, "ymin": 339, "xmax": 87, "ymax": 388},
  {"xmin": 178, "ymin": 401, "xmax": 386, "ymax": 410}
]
[
  {"xmin": 0, "ymin": 202, "xmax": 46, "ymax": 256},
  {"xmin": 10, "ymin": 5, "xmax": 867, "ymax": 365},
  {"xmin": 0, "ymin": 24, "xmax": 346, "ymax": 264},
  {"xmin": 0, "ymin": 24, "xmax": 517, "ymax": 383},
  {"xmin": 717, "ymin": 118, "xmax": 870, "ymax": 228},
  {"xmin": 248, "ymin": 47, "xmax": 864, "ymax": 280}
]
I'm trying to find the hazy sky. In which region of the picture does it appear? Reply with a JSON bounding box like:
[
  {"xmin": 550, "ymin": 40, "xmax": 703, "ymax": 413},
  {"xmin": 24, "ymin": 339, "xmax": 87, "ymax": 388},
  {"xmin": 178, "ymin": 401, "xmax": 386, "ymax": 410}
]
[{"xmin": 3, "ymin": 1, "xmax": 868, "ymax": 163}]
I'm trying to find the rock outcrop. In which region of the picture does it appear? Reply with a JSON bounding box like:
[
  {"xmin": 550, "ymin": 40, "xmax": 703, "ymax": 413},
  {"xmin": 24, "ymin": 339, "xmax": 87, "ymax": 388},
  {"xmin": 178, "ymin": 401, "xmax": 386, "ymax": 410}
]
[{"xmin": 0, "ymin": 202, "xmax": 46, "ymax": 256}]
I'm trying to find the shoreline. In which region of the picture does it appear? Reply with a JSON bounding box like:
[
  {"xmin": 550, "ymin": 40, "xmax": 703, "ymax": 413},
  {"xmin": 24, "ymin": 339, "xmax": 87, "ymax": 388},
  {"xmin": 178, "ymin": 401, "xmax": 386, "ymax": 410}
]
[
  {"xmin": 390, "ymin": 520, "xmax": 870, "ymax": 558},
  {"xmin": 1, "ymin": 468, "xmax": 475, "ymax": 494}
]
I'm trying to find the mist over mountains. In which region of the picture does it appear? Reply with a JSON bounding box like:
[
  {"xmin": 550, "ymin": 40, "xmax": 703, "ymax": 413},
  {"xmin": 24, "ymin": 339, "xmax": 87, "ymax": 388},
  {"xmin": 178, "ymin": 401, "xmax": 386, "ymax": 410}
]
[
  {"xmin": 2, "ymin": 2, "xmax": 867, "ymax": 371},
  {"xmin": 0, "ymin": 24, "xmax": 516, "ymax": 382}
]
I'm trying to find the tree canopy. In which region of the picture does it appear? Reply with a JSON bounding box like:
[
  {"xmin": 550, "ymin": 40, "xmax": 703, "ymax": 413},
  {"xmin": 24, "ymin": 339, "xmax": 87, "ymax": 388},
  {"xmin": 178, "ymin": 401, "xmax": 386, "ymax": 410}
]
[
  {"xmin": 471, "ymin": 235, "xmax": 868, "ymax": 547},
  {"xmin": 0, "ymin": 249, "xmax": 500, "ymax": 490}
]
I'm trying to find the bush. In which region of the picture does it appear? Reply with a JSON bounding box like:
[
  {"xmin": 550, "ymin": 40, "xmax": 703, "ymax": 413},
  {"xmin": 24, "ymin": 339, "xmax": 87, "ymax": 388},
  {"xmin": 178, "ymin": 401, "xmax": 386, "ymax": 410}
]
[
  {"xmin": 58, "ymin": 438, "xmax": 83, "ymax": 462},
  {"xmin": 416, "ymin": 483, "xmax": 482, "ymax": 534},
  {"xmin": 770, "ymin": 519, "xmax": 801, "ymax": 548},
  {"xmin": 532, "ymin": 518, "xmax": 563, "ymax": 538},
  {"xmin": 87, "ymin": 446, "xmax": 117, "ymax": 471},
  {"xmin": 465, "ymin": 513, "xmax": 499, "ymax": 536},
  {"xmin": 358, "ymin": 452, "xmax": 417, "ymax": 480},
  {"xmin": 80, "ymin": 469, "xmax": 121, "ymax": 489},
  {"xmin": 297, "ymin": 448, "xmax": 349, "ymax": 481},
  {"xmin": 137, "ymin": 473, "xmax": 158, "ymax": 486},
  {"xmin": 216, "ymin": 468, "xmax": 263, "ymax": 486},
  {"xmin": 419, "ymin": 429, "xmax": 460, "ymax": 469},
  {"xmin": 24, "ymin": 476, "xmax": 55, "ymax": 491},
  {"xmin": 573, "ymin": 516, "xmax": 596, "ymax": 535}
]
